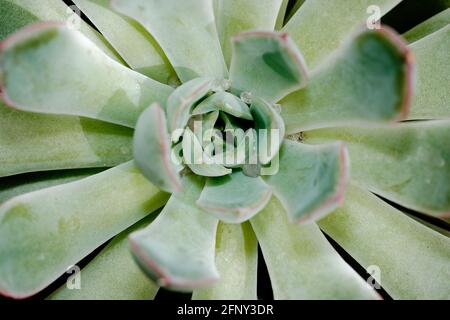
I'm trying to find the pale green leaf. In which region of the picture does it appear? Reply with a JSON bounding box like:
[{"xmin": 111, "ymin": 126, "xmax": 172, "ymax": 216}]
[
  {"xmin": 192, "ymin": 91, "xmax": 253, "ymax": 120},
  {"xmin": 319, "ymin": 184, "xmax": 450, "ymax": 299},
  {"xmin": 281, "ymin": 27, "xmax": 413, "ymax": 133},
  {"xmin": 197, "ymin": 171, "xmax": 272, "ymax": 223},
  {"xmin": 129, "ymin": 175, "xmax": 219, "ymax": 291},
  {"xmin": 48, "ymin": 214, "xmax": 159, "ymax": 300},
  {"xmin": 0, "ymin": 161, "xmax": 168, "ymax": 298},
  {"xmin": 264, "ymin": 140, "xmax": 349, "ymax": 223},
  {"xmin": 111, "ymin": 0, "xmax": 227, "ymax": 82},
  {"xmin": 251, "ymin": 197, "xmax": 380, "ymax": 300},
  {"xmin": 72, "ymin": 0, "xmax": 176, "ymax": 83},
  {"xmin": 192, "ymin": 222, "xmax": 258, "ymax": 300},
  {"xmin": 304, "ymin": 121, "xmax": 450, "ymax": 218},
  {"xmin": 283, "ymin": 0, "xmax": 402, "ymax": 68},
  {"xmin": 0, "ymin": 103, "xmax": 133, "ymax": 177},
  {"xmin": 0, "ymin": 24, "xmax": 173, "ymax": 127},
  {"xmin": 133, "ymin": 103, "xmax": 182, "ymax": 193},
  {"xmin": 230, "ymin": 31, "xmax": 308, "ymax": 103}
]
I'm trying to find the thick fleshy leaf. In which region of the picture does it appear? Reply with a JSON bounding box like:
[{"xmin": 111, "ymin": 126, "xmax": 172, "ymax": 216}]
[
  {"xmin": 0, "ymin": 24, "xmax": 173, "ymax": 127},
  {"xmin": 0, "ymin": 168, "xmax": 103, "ymax": 204},
  {"xmin": 214, "ymin": 0, "xmax": 283, "ymax": 65},
  {"xmin": 0, "ymin": 162, "xmax": 168, "ymax": 298},
  {"xmin": 167, "ymin": 77, "xmax": 215, "ymax": 141},
  {"xmin": 403, "ymin": 8, "xmax": 450, "ymax": 43},
  {"xmin": 197, "ymin": 171, "xmax": 272, "ymax": 223},
  {"xmin": 48, "ymin": 214, "xmax": 159, "ymax": 300},
  {"xmin": 304, "ymin": 121, "xmax": 450, "ymax": 218},
  {"xmin": 129, "ymin": 175, "xmax": 219, "ymax": 291},
  {"xmin": 0, "ymin": 0, "xmax": 120, "ymax": 60},
  {"xmin": 319, "ymin": 184, "xmax": 450, "ymax": 299},
  {"xmin": 263, "ymin": 140, "xmax": 349, "ymax": 223},
  {"xmin": 183, "ymin": 128, "xmax": 232, "ymax": 177},
  {"xmin": 281, "ymin": 27, "xmax": 413, "ymax": 133},
  {"xmin": 408, "ymin": 25, "xmax": 450, "ymax": 120},
  {"xmin": 283, "ymin": 0, "xmax": 402, "ymax": 68},
  {"xmin": 251, "ymin": 197, "xmax": 380, "ymax": 300},
  {"xmin": 111, "ymin": 0, "xmax": 227, "ymax": 82},
  {"xmin": 229, "ymin": 31, "xmax": 308, "ymax": 103},
  {"xmin": 192, "ymin": 222, "xmax": 258, "ymax": 300},
  {"xmin": 72, "ymin": 0, "xmax": 175, "ymax": 83},
  {"xmin": 133, "ymin": 103, "xmax": 182, "ymax": 193},
  {"xmin": 0, "ymin": 103, "xmax": 133, "ymax": 177},
  {"xmin": 192, "ymin": 91, "xmax": 253, "ymax": 120},
  {"xmin": 193, "ymin": 111, "xmax": 220, "ymax": 144},
  {"xmin": 250, "ymin": 98, "xmax": 285, "ymax": 164}
]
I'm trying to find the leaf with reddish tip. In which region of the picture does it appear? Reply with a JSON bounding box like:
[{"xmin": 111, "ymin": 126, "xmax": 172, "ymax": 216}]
[
  {"xmin": 192, "ymin": 91, "xmax": 253, "ymax": 120},
  {"xmin": 304, "ymin": 120, "xmax": 450, "ymax": 218},
  {"xmin": 197, "ymin": 171, "xmax": 272, "ymax": 223},
  {"xmin": 251, "ymin": 197, "xmax": 380, "ymax": 300},
  {"xmin": 0, "ymin": 0, "xmax": 120, "ymax": 60},
  {"xmin": 319, "ymin": 184, "xmax": 450, "ymax": 299},
  {"xmin": 167, "ymin": 77, "xmax": 215, "ymax": 142},
  {"xmin": 229, "ymin": 31, "xmax": 308, "ymax": 103},
  {"xmin": 182, "ymin": 128, "xmax": 232, "ymax": 177},
  {"xmin": 111, "ymin": 0, "xmax": 227, "ymax": 82},
  {"xmin": 408, "ymin": 25, "xmax": 450, "ymax": 120},
  {"xmin": 403, "ymin": 8, "xmax": 450, "ymax": 43},
  {"xmin": 283, "ymin": 0, "xmax": 402, "ymax": 68},
  {"xmin": 280, "ymin": 29, "xmax": 413, "ymax": 133},
  {"xmin": 214, "ymin": 0, "xmax": 284, "ymax": 65},
  {"xmin": 0, "ymin": 162, "xmax": 168, "ymax": 299},
  {"xmin": 0, "ymin": 103, "xmax": 133, "ymax": 177},
  {"xmin": 72, "ymin": 0, "xmax": 175, "ymax": 83},
  {"xmin": 48, "ymin": 213, "xmax": 159, "ymax": 300},
  {"xmin": 129, "ymin": 175, "xmax": 219, "ymax": 292},
  {"xmin": 263, "ymin": 140, "xmax": 349, "ymax": 223},
  {"xmin": 192, "ymin": 222, "xmax": 258, "ymax": 300},
  {"xmin": 133, "ymin": 103, "xmax": 182, "ymax": 193},
  {"xmin": 0, "ymin": 24, "xmax": 173, "ymax": 127},
  {"xmin": 281, "ymin": 27, "xmax": 414, "ymax": 133},
  {"xmin": 250, "ymin": 98, "xmax": 285, "ymax": 165}
]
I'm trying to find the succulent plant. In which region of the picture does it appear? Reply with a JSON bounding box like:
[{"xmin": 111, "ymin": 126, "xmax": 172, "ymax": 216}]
[{"xmin": 0, "ymin": 0, "xmax": 449, "ymax": 300}]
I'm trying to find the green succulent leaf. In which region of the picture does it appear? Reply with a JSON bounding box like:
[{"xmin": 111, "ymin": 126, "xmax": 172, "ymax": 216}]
[
  {"xmin": 134, "ymin": 103, "xmax": 182, "ymax": 193},
  {"xmin": 129, "ymin": 175, "xmax": 219, "ymax": 291},
  {"xmin": 0, "ymin": 162, "xmax": 168, "ymax": 298},
  {"xmin": 0, "ymin": 0, "xmax": 120, "ymax": 60},
  {"xmin": 0, "ymin": 24, "xmax": 173, "ymax": 128},
  {"xmin": 305, "ymin": 121, "xmax": 450, "ymax": 218},
  {"xmin": 229, "ymin": 31, "xmax": 308, "ymax": 103},
  {"xmin": 192, "ymin": 91, "xmax": 253, "ymax": 120},
  {"xmin": 71, "ymin": 0, "xmax": 175, "ymax": 84},
  {"xmin": 111, "ymin": 0, "xmax": 227, "ymax": 82},
  {"xmin": 403, "ymin": 8, "xmax": 450, "ymax": 43},
  {"xmin": 167, "ymin": 77, "xmax": 215, "ymax": 141},
  {"xmin": 215, "ymin": 0, "xmax": 284, "ymax": 65},
  {"xmin": 48, "ymin": 214, "xmax": 159, "ymax": 300},
  {"xmin": 408, "ymin": 25, "xmax": 450, "ymax": 120},
  {"xmin": 193, "ymin": 111, "xmax": 220, "ymax": 143},
  {"xmin": 0, "ymin": 168, "xmax": 103, "ymax": 204},
  {"xmin": 263, "ymin": 140, "xmax": 349, "ymax": 223},
  {"xmin": 319, "ymin": 184, "xmax": 450, "ymax": 299},
  {"xmin": 192, "ymin": 222, "xmax": 258, "ymax": 300},
  {"xmin": 283, "ymin": 0, "xmax": 402, "ymax": 68},
  {"xmin": 197, "ymin": 171, "xmax": 272, "ymax": 223},
  {"xmin": 0, "ymin": 103, "xmax": 133, "ymax": 177},
  {"xmin": 281, "ymin": 27, "xmax": 413, "ymax": 133},
  {"xmin": 251, "ymin": 197, "xmax": 380, "ymax": 300},
  {"xmin": 182, "ymin": 127, "xmax": 232, "ymax": 177},
  {"xmin": 250, "ymin": 97, "xmax": 285, "ymax": 164}
]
